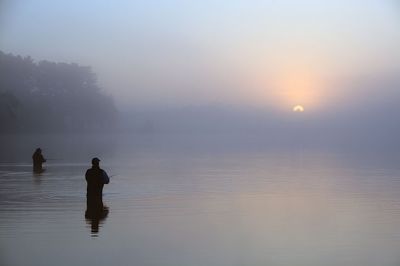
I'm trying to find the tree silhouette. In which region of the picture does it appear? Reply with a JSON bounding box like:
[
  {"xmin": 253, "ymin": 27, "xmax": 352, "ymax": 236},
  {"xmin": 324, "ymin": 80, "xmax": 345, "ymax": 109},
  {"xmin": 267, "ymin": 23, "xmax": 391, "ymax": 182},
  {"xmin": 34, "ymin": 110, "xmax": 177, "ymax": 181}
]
[{"xmin": 0, "ymin": 51, "xmax": 117, "ymax": 133}]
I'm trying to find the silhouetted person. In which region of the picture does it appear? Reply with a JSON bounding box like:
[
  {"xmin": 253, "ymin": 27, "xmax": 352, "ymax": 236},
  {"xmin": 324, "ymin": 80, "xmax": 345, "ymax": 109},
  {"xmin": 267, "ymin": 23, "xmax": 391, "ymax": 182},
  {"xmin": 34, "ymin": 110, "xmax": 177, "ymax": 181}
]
[
  {"xmin": 85, "ymin": 157, "xmax": 109, "ymax": 203},
  {"xmin": 85, "ymin": 157, "xmax": 110, "ymax": 236},
  {"xmin": 32, "ymin": 148, "xmax": 46, "ymax": 173},
  {"xmin": 85, "ymin": 200, "xmax": 109, "ymax": 236}
]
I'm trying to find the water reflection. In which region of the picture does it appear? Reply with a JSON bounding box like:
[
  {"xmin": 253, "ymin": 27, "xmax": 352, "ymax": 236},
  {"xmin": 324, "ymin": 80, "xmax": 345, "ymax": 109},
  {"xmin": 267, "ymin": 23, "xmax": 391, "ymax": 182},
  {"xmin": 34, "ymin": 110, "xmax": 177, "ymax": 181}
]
[
  {"xmin": 32, "ymin": 171, "xmax": 44, "ymax": 185},
  {"xmin": 2, "ymin": 147, "xmax": 400, "ymax": 266},
  {"xmin": 85, "ymin": 198, "xmax": 109, "ymax": 236}
]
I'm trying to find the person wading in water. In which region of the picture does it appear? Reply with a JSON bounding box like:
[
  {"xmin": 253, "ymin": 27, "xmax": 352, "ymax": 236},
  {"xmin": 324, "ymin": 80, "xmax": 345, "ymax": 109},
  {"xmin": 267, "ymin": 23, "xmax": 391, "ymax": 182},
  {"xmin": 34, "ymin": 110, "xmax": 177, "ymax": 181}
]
[
  {"xmin": 85, "ymin": 157, "xmax": 110, "ymax": 235},
  {"xmin": 85, "ymin": 157, "xmax": 110, "ymax": 203},
  {"xmin": 32, "ymin": 148, "xmax": 46, "ymax": 173}
]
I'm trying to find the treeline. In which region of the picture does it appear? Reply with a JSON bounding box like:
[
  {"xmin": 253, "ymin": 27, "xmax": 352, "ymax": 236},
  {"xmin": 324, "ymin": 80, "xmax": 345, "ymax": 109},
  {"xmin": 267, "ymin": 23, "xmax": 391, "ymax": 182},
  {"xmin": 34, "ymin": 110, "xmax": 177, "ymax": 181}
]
[{"xmin": 0, "ymin": 51, "xmax": 117, "ymax": 134}]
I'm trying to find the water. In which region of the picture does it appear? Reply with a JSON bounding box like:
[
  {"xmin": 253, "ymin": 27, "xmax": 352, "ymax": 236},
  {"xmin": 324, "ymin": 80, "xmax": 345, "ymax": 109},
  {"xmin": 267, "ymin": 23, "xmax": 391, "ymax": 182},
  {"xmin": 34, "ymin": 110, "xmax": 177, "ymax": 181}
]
[{"xmin": 1, "ymin": 135, "xmax": 400, "ymax": 266}]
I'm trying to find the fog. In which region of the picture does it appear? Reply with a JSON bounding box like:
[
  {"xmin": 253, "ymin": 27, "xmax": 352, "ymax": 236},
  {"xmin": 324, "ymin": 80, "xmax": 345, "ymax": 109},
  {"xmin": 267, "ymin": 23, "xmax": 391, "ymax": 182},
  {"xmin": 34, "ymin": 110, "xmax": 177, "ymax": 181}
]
[
  {"xmin": 1, "ymin": 0, "xmax": 400, "ymax": 150},
  {"xmin": 3, "ymin": 3, "xmax": 400, "ymax": 266}
]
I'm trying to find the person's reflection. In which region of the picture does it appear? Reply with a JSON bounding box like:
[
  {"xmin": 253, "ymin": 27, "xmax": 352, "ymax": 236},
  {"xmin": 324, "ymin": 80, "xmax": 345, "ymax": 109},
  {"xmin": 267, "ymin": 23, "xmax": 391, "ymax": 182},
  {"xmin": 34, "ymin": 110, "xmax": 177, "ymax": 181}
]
[
  {"xmin": 33, "ymin": 171, "xmax": 43, "ymax": 185},
  {"xmin": 85, "ymin": 197, "xmax": 109, "ymax": 236}
]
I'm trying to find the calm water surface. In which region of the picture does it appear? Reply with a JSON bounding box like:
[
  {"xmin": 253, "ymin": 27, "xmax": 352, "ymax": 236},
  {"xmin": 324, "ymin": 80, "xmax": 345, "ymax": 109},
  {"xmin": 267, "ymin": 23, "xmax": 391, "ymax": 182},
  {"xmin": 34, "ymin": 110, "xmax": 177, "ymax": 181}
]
[{"xmin": 1, "ymin": 136, "xmax": 400, "ymax": 266}]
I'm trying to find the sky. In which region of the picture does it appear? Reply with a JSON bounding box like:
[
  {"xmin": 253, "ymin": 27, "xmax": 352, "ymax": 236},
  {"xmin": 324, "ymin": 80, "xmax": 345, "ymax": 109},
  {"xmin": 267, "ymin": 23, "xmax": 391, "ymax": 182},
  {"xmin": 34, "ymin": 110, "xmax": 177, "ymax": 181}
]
[{"xmin": 1, "ymin": 0, "xmax": 400, "ymax": 112}]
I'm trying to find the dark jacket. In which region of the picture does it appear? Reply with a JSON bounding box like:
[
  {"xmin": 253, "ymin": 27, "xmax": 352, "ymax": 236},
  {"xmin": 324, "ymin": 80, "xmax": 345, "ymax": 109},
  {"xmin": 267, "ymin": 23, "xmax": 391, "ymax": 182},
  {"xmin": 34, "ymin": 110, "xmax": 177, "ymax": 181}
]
[
  {"xmin": 32, "ymin": 151, "xmax": 46, "ymax": 171},
  {"xmin": 85, "ymin": 167, "xmax": 109, "ymax": 198}
]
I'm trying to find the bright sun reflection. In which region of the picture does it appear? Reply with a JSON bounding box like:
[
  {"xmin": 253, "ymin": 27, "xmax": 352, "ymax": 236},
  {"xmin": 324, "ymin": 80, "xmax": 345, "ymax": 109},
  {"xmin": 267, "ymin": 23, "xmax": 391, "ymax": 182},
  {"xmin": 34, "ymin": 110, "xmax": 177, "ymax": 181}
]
[{"xmin": 293, "ymin": 105, "xmax": 305, "ymax": 112}]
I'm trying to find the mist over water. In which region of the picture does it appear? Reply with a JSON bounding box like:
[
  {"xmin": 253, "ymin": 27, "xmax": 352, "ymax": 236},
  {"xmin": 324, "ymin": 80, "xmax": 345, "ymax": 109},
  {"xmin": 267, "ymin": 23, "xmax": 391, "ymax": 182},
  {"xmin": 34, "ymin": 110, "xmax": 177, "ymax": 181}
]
[
  {"xmin": 1, "ymin": 135, "xmax": 400, "ymax": 266},
  {"xmin": 1, "ymin": 1, "xmax": 400, "ymax": 265}
]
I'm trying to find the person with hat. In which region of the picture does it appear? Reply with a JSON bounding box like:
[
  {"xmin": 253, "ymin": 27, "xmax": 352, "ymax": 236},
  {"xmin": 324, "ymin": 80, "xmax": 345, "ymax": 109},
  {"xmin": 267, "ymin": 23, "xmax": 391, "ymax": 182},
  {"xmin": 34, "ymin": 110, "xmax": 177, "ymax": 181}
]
[
  {"xmin": 85, "ymin": 157, "xmax": 110, "ymax": 203},
  {"xmin": 32, "ymin": 148, "xmax": 46, "ymax": 173}
]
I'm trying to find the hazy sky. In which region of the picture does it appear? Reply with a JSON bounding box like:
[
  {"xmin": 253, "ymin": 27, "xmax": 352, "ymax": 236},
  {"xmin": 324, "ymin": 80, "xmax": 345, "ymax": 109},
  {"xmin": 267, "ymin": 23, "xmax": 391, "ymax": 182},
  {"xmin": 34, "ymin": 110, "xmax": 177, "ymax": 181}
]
[{"xmin": 1, "ymin": 0, "xmax": 399, "ymax": 112}]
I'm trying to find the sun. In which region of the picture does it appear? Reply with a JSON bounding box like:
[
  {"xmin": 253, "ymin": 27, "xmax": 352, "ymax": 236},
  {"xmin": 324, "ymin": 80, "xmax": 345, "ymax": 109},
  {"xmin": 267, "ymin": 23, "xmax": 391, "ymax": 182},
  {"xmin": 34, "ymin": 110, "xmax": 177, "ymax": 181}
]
[{"xmin": 293, "ymin": 105, "xmax": 305, "ymax": 112}]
